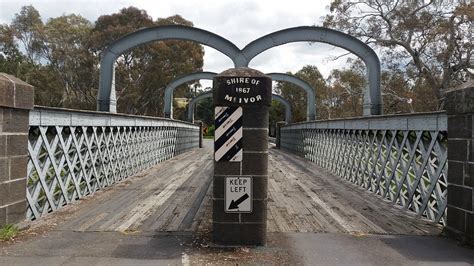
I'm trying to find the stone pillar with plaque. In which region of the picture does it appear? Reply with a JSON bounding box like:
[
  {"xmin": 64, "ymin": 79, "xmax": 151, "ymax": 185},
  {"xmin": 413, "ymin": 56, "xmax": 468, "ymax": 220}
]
[{"xmin": 212, "ymin": 67, "xmax": 271, "ymax": 246}]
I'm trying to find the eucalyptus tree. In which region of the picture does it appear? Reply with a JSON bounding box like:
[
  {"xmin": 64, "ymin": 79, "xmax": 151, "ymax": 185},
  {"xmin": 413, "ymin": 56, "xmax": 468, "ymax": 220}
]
[{"xmin": 324, "ymin": 0, "xmax": 473, "ymax": 109}]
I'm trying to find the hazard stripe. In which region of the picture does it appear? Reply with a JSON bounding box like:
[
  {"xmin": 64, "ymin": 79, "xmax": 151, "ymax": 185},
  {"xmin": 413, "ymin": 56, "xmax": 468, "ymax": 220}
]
[
  {"xmin": 214, "ymin": 106, "xmax": 243, "ymax": 162},
  {"xmin": 214, "ymin": 116, "xmax": 242, "ymax": 150},
  {"xmin": 215, "ymin": 106, "xmax": 228, "ymax": 120},
  {"xmin": 215, "ymin": 106, "xmax": 238, "ymax": 129},
  {"xmin": 230, "ymin": 148, "xmax": 243, "ymax": 161},
  {"xmin": 215, "ymin": 127, "xmax": 242, "ymax": 161},
  {"xmin": 215, "ymin": 107, "xmax": 242, "ymax": 140},
  {"xmin": 218, "ymin": 138, "xmax": 243, "ymax": 161}
]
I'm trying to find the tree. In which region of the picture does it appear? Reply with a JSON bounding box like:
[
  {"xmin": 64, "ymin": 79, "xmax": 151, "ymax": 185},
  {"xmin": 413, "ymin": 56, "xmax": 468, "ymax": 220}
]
[
  {"xmin": 42, "ymin": 14, "xmax": 96, "ymax": 108},
  {"xmin": 1, "ymin": 7, "xmax": 64, "ymax": 106},
  {"xmin": 90, "ymin": 7, "xmax": 156, "ymax": 113},
  {"xmin": 324, "ymin": 0, "xmax": 473, "ymax": 109},
  {"xmin": 1, "ymin": 6, "xmax": 96, "ymax": 107},
  {"xmin": 275, "ymin": 65, "xmax": 326, "ymax": 122},
  {"xmin": 0, "ymin": 24, "xmax": 28, "ymax": 76},
  {"xmin": 26, "ymin": 65, "xmax": 64, "ymax": 107},
  {"xmin": 195, "ymin": 97, "xmax": 213, "ymax": 126},
  {"xmin": 275, "ymin": 79, "xmax": 306, "ymax": 122},
  {"xmin": 380, "ymin": 69, "xmax": 415, "ymax": 114},
  {"xmin": 269, "ymin": 100, "xmax": 285, "ymax": 137},
  {"xmin": 90, "ymin": 8, "xmax": 204, "ymax": 116},
  {"xmin": 1, "ymin": 5, "xmax": 204, "ymax": 115},
  {"xmin": 11, "ymin": 5, "xmax": 44, "ymax": 62},
  {"xmin": 296, "ymin": 65, "xmax": 327, "ymax": 119},
  {"xmin": 326, "ymin": 60, "xmax": 365, "ymax": 118}
]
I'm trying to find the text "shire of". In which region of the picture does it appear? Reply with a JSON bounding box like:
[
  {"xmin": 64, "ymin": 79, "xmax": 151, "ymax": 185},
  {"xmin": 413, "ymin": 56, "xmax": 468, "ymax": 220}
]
[{"xmin": 226, "ymin": 78, "xmax": 261, "ymax": 86}]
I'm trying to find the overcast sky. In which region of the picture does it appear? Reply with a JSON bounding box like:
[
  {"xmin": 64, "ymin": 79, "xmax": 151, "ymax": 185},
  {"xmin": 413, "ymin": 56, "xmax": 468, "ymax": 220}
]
[{"xmin": 1, "ymin": 0, "xmax": 354, "ymax": 87}]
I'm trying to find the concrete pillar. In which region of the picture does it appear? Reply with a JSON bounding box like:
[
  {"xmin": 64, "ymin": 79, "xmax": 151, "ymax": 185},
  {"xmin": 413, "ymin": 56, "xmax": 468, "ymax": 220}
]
[
  {"xmin": 212, "ymin": 67, "xmax": 271, "ymax": 246},
  {"xmin": 445, "ymin": 81, "xmax": 474, "ymax": 245},
  {"xmin": 0, "ymin": 73, "xmax": 34, "ymax": 226},
  {"xmin": 275, "ymin": 121, "xmax": 286, "ymax": 149}
]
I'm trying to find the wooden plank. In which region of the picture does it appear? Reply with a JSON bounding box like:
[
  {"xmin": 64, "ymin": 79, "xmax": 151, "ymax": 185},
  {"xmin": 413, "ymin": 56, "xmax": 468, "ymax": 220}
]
[
  {"xmin": 57, "ymin": 148, "xmax": 203, "ymax": 231},
  {"xmin": 177, "ymin": 164, "xmax": 213, "ymax": 231},
  {"xmin": 49, "ymin": 141, "xmax": 441, "ymax": 237},
  {"xmin": 188, "ymin": 184, "xmax": 213, "ymax": 232},
  {"xmin": 268, "ymin": 207, "xmax": 291, "ymax": 232},
  {"xmin": 165, "ymin": 161, "xmax": 213, "ymax": 231},
  {"xmin": 269, "ymin": 147, "xmax": 441, "ymax": 235}
]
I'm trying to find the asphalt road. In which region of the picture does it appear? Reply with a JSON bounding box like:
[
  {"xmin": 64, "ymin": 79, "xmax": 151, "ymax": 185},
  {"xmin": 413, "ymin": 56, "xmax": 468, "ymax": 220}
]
[{"xmin": 1, "ymin": 230, "xmax": 473, "ymax": 265}]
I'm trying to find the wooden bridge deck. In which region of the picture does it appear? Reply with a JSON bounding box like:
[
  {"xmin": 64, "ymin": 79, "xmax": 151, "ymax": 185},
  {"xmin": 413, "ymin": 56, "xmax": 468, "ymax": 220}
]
[{"xmin": 55, "ymin": 140, "xmax": 441, "ymax": 235}]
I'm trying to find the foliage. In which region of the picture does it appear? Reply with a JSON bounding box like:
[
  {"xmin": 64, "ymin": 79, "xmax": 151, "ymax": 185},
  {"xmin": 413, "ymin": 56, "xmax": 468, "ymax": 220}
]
[
  {"xmin": 324, "ymin": 0, "xmax": 473, "ymax": 109},
  {"xmin": 11, "ymin": 5, "xmax": 43, "ymax": 62},
  {"xmin": 269, "ymin": 100, "xmax": 285, "ymax": 136},
  {"xmin": 42, "ymin": 14, "xmax": 97, "ymax": 108},
  {"xmin": 1, "ymin": 5, "xmax": 204, "ymax": 116},
  {"xmin": 1, "ymin": 5, "xmax": 97, "ymax": 108},
  {"xmin": 324, "ymin": 59, "xmax": 365, "ymax": 118},
  {"xmin": 274, "ymin": 65, "xmax": 326, "ymax": 122},
  {"xmin": 205, "ymin": 124, "xmax": 215, "ymax": 137},
  {"xmin": 195, "ymin": 96, "xmax": 213, "ymax": 125},
  {"xmin": 90, "ymin": 9, "xmax": 204, "ymax": 116},
  {"xmin": 0, "ymin": 224, "xmax": 19, "ymax": 241}
]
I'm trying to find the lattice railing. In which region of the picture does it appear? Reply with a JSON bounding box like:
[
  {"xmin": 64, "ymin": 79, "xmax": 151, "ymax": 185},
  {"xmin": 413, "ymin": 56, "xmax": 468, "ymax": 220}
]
[
  {"xmin": 280, "ymin": 112, "xmax": 448, "ymax": 225},
  {"xmin": 27, "ymin": 107, "xmax": 199, "ymax": 220}
]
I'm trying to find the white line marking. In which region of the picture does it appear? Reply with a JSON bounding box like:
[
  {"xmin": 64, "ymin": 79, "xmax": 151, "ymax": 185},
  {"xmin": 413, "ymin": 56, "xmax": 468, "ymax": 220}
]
[{"xmin": 182, "ymin": 252, "xmax": 190, "ymax": 266}]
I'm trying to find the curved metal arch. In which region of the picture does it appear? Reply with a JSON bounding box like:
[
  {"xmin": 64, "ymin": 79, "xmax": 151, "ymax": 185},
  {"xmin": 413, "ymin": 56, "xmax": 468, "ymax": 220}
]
[
  {"xmin": 267, "ymin": 73, "xmax": 315, "ymax": 121},
  {"xmin": 271, "ymin": 94, "xmax": 292, "ymax": 123},
  {"xmin": 187, "ymin": 91, "xmax": 292, "ymax": 123},
  {"xmin": 164, "ymin": 71, "xmax": 217, "ymax": 118},
  {"xmin": 99, "ymin": 25, "xmax": 381, "ymax": 115},
  {"xmin": 240, "ymin": 26, "xmax": 382, "ymax": 115},
  {"xmin": 165, "ymin": 71, "xmax": 315, "ymax": 120},
  {"xmin": 187, "ymin": 91, "xmax": 213, "ymax": 122},
  {"xmin": 97, "ymin": 25, "xmax": 241, "ymax": 112}
]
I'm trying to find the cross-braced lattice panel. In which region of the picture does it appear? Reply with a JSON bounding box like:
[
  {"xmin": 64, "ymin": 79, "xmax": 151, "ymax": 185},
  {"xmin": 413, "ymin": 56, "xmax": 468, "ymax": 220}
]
[
  {"xmin": 281, "ymin": 128, "xmax": 447, "ymax": 225},
  {"xmin": 27, "ymin": 125, "xmax": 199, "ymax": 220}
]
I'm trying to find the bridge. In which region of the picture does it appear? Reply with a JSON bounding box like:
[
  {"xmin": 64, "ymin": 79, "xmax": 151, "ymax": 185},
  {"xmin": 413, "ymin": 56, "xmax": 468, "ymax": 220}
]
[{"xmin": 0, "ymin": 25, "xmax": 473, "ymax": 264}]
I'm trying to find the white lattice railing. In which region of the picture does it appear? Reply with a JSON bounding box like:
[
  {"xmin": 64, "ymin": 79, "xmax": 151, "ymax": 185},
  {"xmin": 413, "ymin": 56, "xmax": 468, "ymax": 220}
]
[
  {"xmin": 280, "ymin": 112, "xmax": 448, "ymax": 225},
  {"xmin": 27, "ymin": 107, "xmax": 199, "ymax": 220}
]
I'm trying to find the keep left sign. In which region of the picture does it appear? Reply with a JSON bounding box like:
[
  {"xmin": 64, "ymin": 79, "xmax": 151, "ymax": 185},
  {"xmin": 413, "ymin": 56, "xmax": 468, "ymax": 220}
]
[{"xmin": 225, "ymin": 176, "xmax": 252, "ymax": 213}]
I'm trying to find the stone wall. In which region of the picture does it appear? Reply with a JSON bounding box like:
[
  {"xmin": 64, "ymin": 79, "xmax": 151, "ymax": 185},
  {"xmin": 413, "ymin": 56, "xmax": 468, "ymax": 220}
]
[
  {"xmin": 445, "ymin": 81, "xmax": 474, "ymax": 245},
  {"xmin": 0, "ymin": 73, "xmax": 34, "ymax": 226}
]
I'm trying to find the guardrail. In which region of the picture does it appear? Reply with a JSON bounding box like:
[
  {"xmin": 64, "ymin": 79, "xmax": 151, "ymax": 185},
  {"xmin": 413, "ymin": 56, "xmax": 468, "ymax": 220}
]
[
  {"xmin": 27, "ymin": 107, "xmax": 199, "ymax": 220},
  {"xmin": 280, "ymin": 112, "xmax": 447, "ymax": 224}
]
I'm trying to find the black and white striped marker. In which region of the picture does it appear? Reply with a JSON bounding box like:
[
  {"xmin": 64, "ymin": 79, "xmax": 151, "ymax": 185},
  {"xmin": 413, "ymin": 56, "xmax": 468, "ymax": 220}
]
[{"xmin": 214, "ymin": 106, "xmax": 243, "ymax": 162}]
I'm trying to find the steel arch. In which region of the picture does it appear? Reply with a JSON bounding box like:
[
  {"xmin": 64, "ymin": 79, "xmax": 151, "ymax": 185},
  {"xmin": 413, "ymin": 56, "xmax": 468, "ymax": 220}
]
[
  {"xmin": 271, "ymin": 94, "xmax": 292, "ymax": 123},
  {"xmin": 240, "ymin": 26, "xmax": 382, "ymax": 115},
  {"xmin": 98, "ymin": 25, "xmax": 382, "ymax": 116},
  {"xmin": 187, "ymin": 91, "xmax": 292, "ymax": 123},
  {"xmin": 267, "ymin": 73, "xmax": 316, "ymax": 120},
  {"xmin": 97, "ymin": 25, "xmax": 240, "ymax": 112},
  {"xmin": 164, "ymin": 72, "xmax": 217, "ymax": 118},
  {"xmin": 165, "ymin": 71, "xmax": 314, "ymax": 120}
]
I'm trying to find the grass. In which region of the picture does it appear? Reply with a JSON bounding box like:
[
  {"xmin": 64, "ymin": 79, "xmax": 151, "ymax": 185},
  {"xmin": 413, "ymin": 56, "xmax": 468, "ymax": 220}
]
[
  {"xmin": 0, "ymin": 224, "xmax": 19, "ymax": 241},
  {"xmin": 203, "ymin": 135, "xmax": 214, "ymax": 139}
]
